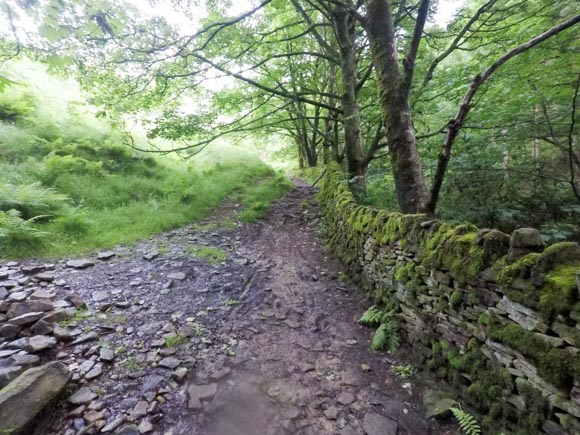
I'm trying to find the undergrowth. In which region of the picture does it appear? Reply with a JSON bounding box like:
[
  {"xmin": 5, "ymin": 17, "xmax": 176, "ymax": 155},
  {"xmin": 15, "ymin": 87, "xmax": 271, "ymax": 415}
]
[
  {"xmin": 359, "ymin": 305, "xmax": 401, "ymax": 352},
  {"xmin": 0, "ymin": 60, "xmax": 288, "ymax": 258}
]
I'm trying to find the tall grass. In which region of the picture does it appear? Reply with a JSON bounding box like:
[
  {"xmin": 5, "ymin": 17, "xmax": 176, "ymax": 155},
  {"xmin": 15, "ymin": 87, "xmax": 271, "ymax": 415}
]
[{"xmin": 0, "ymin": 60, "xmax": 290, "ymax": 258}]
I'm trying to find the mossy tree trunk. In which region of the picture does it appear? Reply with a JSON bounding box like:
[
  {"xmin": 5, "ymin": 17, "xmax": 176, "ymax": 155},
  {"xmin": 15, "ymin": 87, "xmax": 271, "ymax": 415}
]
[
  {"xmin": 333, "ymin": 2, "xmax": 367, "ymax": 190},
  {"xmin": 365, "ymin": 0, "xmax": 430, "ymax": 213}
]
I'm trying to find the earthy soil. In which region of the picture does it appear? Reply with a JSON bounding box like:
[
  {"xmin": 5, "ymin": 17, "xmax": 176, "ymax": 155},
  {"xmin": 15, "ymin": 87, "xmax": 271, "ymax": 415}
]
[{"xmin": 4, "ymin": 180, "xmax": 458, "ymax": 434}]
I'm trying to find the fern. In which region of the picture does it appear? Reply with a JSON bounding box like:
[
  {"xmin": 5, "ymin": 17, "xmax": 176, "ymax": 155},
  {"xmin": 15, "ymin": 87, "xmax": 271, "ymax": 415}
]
[
  {"xmin": 450, "ymin": 407, "xmax": 481, "ymax": 435},
  {"xmin": 370, "ymin": 317, "xmax": 400, "ymax": 352},
  {"xmin": 358, "ymin": 305, "xmax": 383, "ymax": 326}
]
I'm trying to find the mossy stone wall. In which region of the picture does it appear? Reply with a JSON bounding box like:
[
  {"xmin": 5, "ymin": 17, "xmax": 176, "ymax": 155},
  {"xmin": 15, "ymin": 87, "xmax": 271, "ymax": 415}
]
[{"xmin": 320, "ymin": 162, "xmax": 580, "ymax": 434}]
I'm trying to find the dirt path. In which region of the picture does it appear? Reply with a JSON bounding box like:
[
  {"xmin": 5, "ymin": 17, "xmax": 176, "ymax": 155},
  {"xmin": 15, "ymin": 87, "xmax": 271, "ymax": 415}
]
[{"xmin": 1, "ymin": 181, "xmax": 456, "ymax": 434}]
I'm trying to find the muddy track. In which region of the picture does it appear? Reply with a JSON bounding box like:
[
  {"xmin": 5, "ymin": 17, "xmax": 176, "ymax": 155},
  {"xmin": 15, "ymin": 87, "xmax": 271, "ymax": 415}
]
[{"xmin": 2, "ymin": 180, "xmax": 456, "ymax": 435}]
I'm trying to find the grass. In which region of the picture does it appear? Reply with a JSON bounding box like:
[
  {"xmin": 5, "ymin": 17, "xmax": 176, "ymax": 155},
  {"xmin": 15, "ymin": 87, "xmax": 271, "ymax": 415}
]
[
  {"xmin": 58, "ymin": 307, "xmax": 90, "ymax": 327},
  {"xmin": 0, "ymin": 61, "xmax": 292, "ymax": 259},
  {"xmin": 236, "ymin": 174, "xmax": 292, "ymax": 222},
  {"xmin": 187, "ymin": 244, "xmax": 228, "ymax": 263},
  {"xmin": 164, "ymin": 334, "xmax": 188, "ymax": 347}
]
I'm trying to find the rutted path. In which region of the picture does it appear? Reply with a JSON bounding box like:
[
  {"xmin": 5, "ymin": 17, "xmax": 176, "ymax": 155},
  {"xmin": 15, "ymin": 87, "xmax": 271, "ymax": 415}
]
[{"xmin": 0, "ymin": 180, "xmax": 455, "ymax": 434}]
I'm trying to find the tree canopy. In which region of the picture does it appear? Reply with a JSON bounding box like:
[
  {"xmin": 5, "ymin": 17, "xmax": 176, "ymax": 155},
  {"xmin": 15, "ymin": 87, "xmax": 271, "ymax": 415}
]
[{"xmin": 1, "ymin": 0, "xmax": 578, "ymax": 230}]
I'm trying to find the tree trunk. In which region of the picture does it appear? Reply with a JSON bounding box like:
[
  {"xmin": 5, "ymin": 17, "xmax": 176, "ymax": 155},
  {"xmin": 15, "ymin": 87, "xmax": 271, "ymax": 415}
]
[
  {"xmin": 365, "ymin": 0, "xmax": 429, "ymax": 213},
  {"xmin": 334, "ymin": 3, "xmax": 367, "ymax": 190}
]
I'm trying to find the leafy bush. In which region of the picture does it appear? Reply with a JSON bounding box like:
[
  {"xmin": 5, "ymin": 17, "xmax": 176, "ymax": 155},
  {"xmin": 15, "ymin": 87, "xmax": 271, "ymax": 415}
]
[
  {"xmin": 0, "ymin": 210, "xmax": 48, "ymax": 255},
  {"xmin": 0, "ymin": 182, "xmax": 70, "ymax": 219},
  {"xmin": 42, "ymin": 154, "xmax": 103, "ymax": 184}
]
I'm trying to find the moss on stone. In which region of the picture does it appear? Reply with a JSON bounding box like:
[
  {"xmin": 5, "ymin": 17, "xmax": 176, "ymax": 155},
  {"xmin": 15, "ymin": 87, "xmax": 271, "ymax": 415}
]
[
  {"xmin": 394, "ymin": 261, "xmax": 414, "ymax": 283},
  {"xmin": 450, "ymin": 290, "xmax": 463, "ymax": 307},
  {"xmin": 538, "ymin": 263, "xmax": 580, "ymax": 321},
  {"xmin": 422, "ymin": 223, "xmax": 484, "ymax": 284},
  {"xmin": 499, "ymin": 253, "xmax": 540, "ymax": 285},
  {"xmin": 487, "ymin": 318, "xmax": 579, "ymax": 387}
]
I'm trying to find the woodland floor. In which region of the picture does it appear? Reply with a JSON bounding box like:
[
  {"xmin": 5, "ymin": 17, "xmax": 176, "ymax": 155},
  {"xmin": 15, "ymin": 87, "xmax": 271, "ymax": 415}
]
[{"xmin": 6, "ymin": 180, "xmax": 458, "ymax": 435}]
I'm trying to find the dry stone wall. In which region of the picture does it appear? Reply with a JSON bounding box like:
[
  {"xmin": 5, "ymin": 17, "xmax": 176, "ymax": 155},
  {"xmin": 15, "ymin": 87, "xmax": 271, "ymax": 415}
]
[{"xmin": 320, "ymin": 162, "xmax": 580, "ymax": 434}]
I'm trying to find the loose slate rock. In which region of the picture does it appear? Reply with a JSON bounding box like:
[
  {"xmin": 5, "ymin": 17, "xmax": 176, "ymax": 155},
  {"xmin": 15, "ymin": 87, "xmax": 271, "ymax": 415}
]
[
  {"xmin": 34, "ymin": 272, "xmax": 55, "ymax": 282},
  {"xmin": 11, "ymin": 353, "xmax": 40, "ymax": 369},
  {"xmin": 30, "ymin": 289, "xmax": 56, "ymax": 300},
  {"xmin": 9, "ymin": 312, "xmax": 44, "ymax": 326},
  {"xmin": 66, "ymin": 259, "xmax": 95, "ymax": 269},
  {"xmin": 85, "ymin": 364, "xmax": 103, "ymax": 380},
  {"xmin": 129, "ymin": 400, "xmax": 149, "ymax": 420},
  {"xmin": 53, "ymin": 324, "xmax": 73, "ymax": 341},
  {"xmin": 68, "ymin": 386, "xmax": 97, "ymax": 405},
  {"xmin": 7, "ymin": 300, "xmax": 54, "ymax": 318},
  {"xmin": 31, "ymin": 319, "xmax": 54, "ymax": 335},
  {"xmin": 92, "ymin": 290, "xmax": 110, "ymax": 303},
  {"xmin": 0, "ymin": 366, "xmax": 25, "ymax": 388},
  {"xmin": 100, "ymin": 347, "xmax": 115, "ymax": 362},
  {"xmin": 24, "ymin": 335, "xmax": 57, "ymax": 353},
  {"xmin": 138, "ymin": 419, "xmax": 154, "ymax": 433},
  {"xmin": 7, "ymin": 291, "xmax": 28, "ymax": 302},
  {"xmin": 0, "ymin": 324, "xmax": 20, "ymax": 339},
  {"xmin": 158, "ymin": 357, "xmax": 181, "ymax": 369},
  {"xmin": 362, "ymin": 412, "xmax": 399, "ymax": 435},
  {"xmin": 0, "ymin": 362, "xmax": 71, "ymax": 434},
  {"xmin": 167, "ymin": 272, "xmax": 186, "ymax": 281},
  {"xmin": 98, "ymin": 251, "xmax": 116, "ymax": 260},
  {"xmin": 71, "ymin": 331, "xmax": 99, "ymax": 345},
  {"xmin": 143, "ymin": 251, "xmax": 159, "ymax": 261},
  {"xmin": 0, "ymin": 349, "xmax": 19, "ymax": 358}
]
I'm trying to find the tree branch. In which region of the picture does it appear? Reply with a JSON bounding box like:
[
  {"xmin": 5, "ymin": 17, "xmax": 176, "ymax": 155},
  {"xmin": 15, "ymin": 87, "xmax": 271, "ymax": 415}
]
[{"xmin": 427, "ymin": 13, "xmax": 580, "ymax": 213}]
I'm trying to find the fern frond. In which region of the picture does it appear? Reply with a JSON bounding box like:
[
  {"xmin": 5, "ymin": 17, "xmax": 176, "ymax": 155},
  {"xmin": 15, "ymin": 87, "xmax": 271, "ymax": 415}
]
[
  {"xmin": 450, "ymin": 407, "xmax": 481, "ymax": 435},
  {"xmin": 370, "ymin": 323, "xmax": 388, "ymax": 351},
  {"xmin": 358, "ymin": 306, "xmax": 383, "ymax": 326}
]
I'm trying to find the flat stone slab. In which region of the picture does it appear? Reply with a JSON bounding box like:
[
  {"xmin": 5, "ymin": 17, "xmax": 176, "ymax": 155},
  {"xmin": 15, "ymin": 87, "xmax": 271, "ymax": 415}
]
[
  {"xmin": 7, "ymin": 300, "xmax": 54, "ymax": 318},
  {"xmin": 68, "ymin": 386, "xmax": 97, "ymax": 405},
  {"xmin": 8, "ymin": 312, "xmax": 44, "ymax": 326},
  {"xmin": 0, "ymin": 362, "xmax": 71, "ymax": 434},
  {"xmin": 24, "ymin": 335, "xmax": 57, "ymax": 353},
  {"xmin": 167, "ymin": 272, "xmax": 186, "ymax": 281},
  {"xmin": 158, "ymin": 357, "xmax": 181, "ymax": 369},
  {"xmin": 66, "ymin": 259, "xmax": 95, "ymax": 269},
  {"xmin": 98, "ymin": 251, "xmax": 116, "ymax": 260},
  {"xmin": 92, "ymin": 290, "xmax": 110, "ymax": 303}
]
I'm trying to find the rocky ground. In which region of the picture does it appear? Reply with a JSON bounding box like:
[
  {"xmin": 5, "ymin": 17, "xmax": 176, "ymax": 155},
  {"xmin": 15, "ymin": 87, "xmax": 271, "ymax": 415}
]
[{"xmin": 0, "ymin": 180, "xmax": 458, "ymax": 435}]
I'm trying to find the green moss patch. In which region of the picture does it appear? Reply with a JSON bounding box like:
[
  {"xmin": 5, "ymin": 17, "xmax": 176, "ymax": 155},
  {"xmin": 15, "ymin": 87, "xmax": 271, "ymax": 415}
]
[{"xmin": 539, "ymin": 263, "xmax": 580, "ymax": 321}]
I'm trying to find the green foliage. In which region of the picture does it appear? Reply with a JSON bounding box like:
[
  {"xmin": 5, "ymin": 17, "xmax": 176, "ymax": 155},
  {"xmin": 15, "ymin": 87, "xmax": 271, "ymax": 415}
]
[
  {"xmin": 358, "ymin": 306, "xmax": 384, "ymax": 327},
  {"xmin": 237, "ymin": 174, "xmax": 292, "ymax": 222},
  {"xmin": 0, "ymin": 210, "xmax": 48, "ymax": 256},
  {"xmin": 370, "ymin": 313, "xmax": 400, "ymax": 353},
  {"xmin": 0, "ymin": 182, "xmax": 70, "ymax": 220},
  {"xmin": 486, "ymin": 318, "xmax": 580, "ymax": 387},
  {"xmin": 450, "ymin": 407, "xmax": 481, "ymax": 435},
  {"xmin": 164, "ymin": 334, "xmax": 188, "ymax": 347},
  {"xmin": 0, "ymin": 61, "xmax": 288, "ymax": 258},
  {"xmin": 187, "ymin": 245, "xmax": 228, "ymax": 264},
  {"xmin": 392, "ymin": 364, "xmax": 414, "ymax": 378}
]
